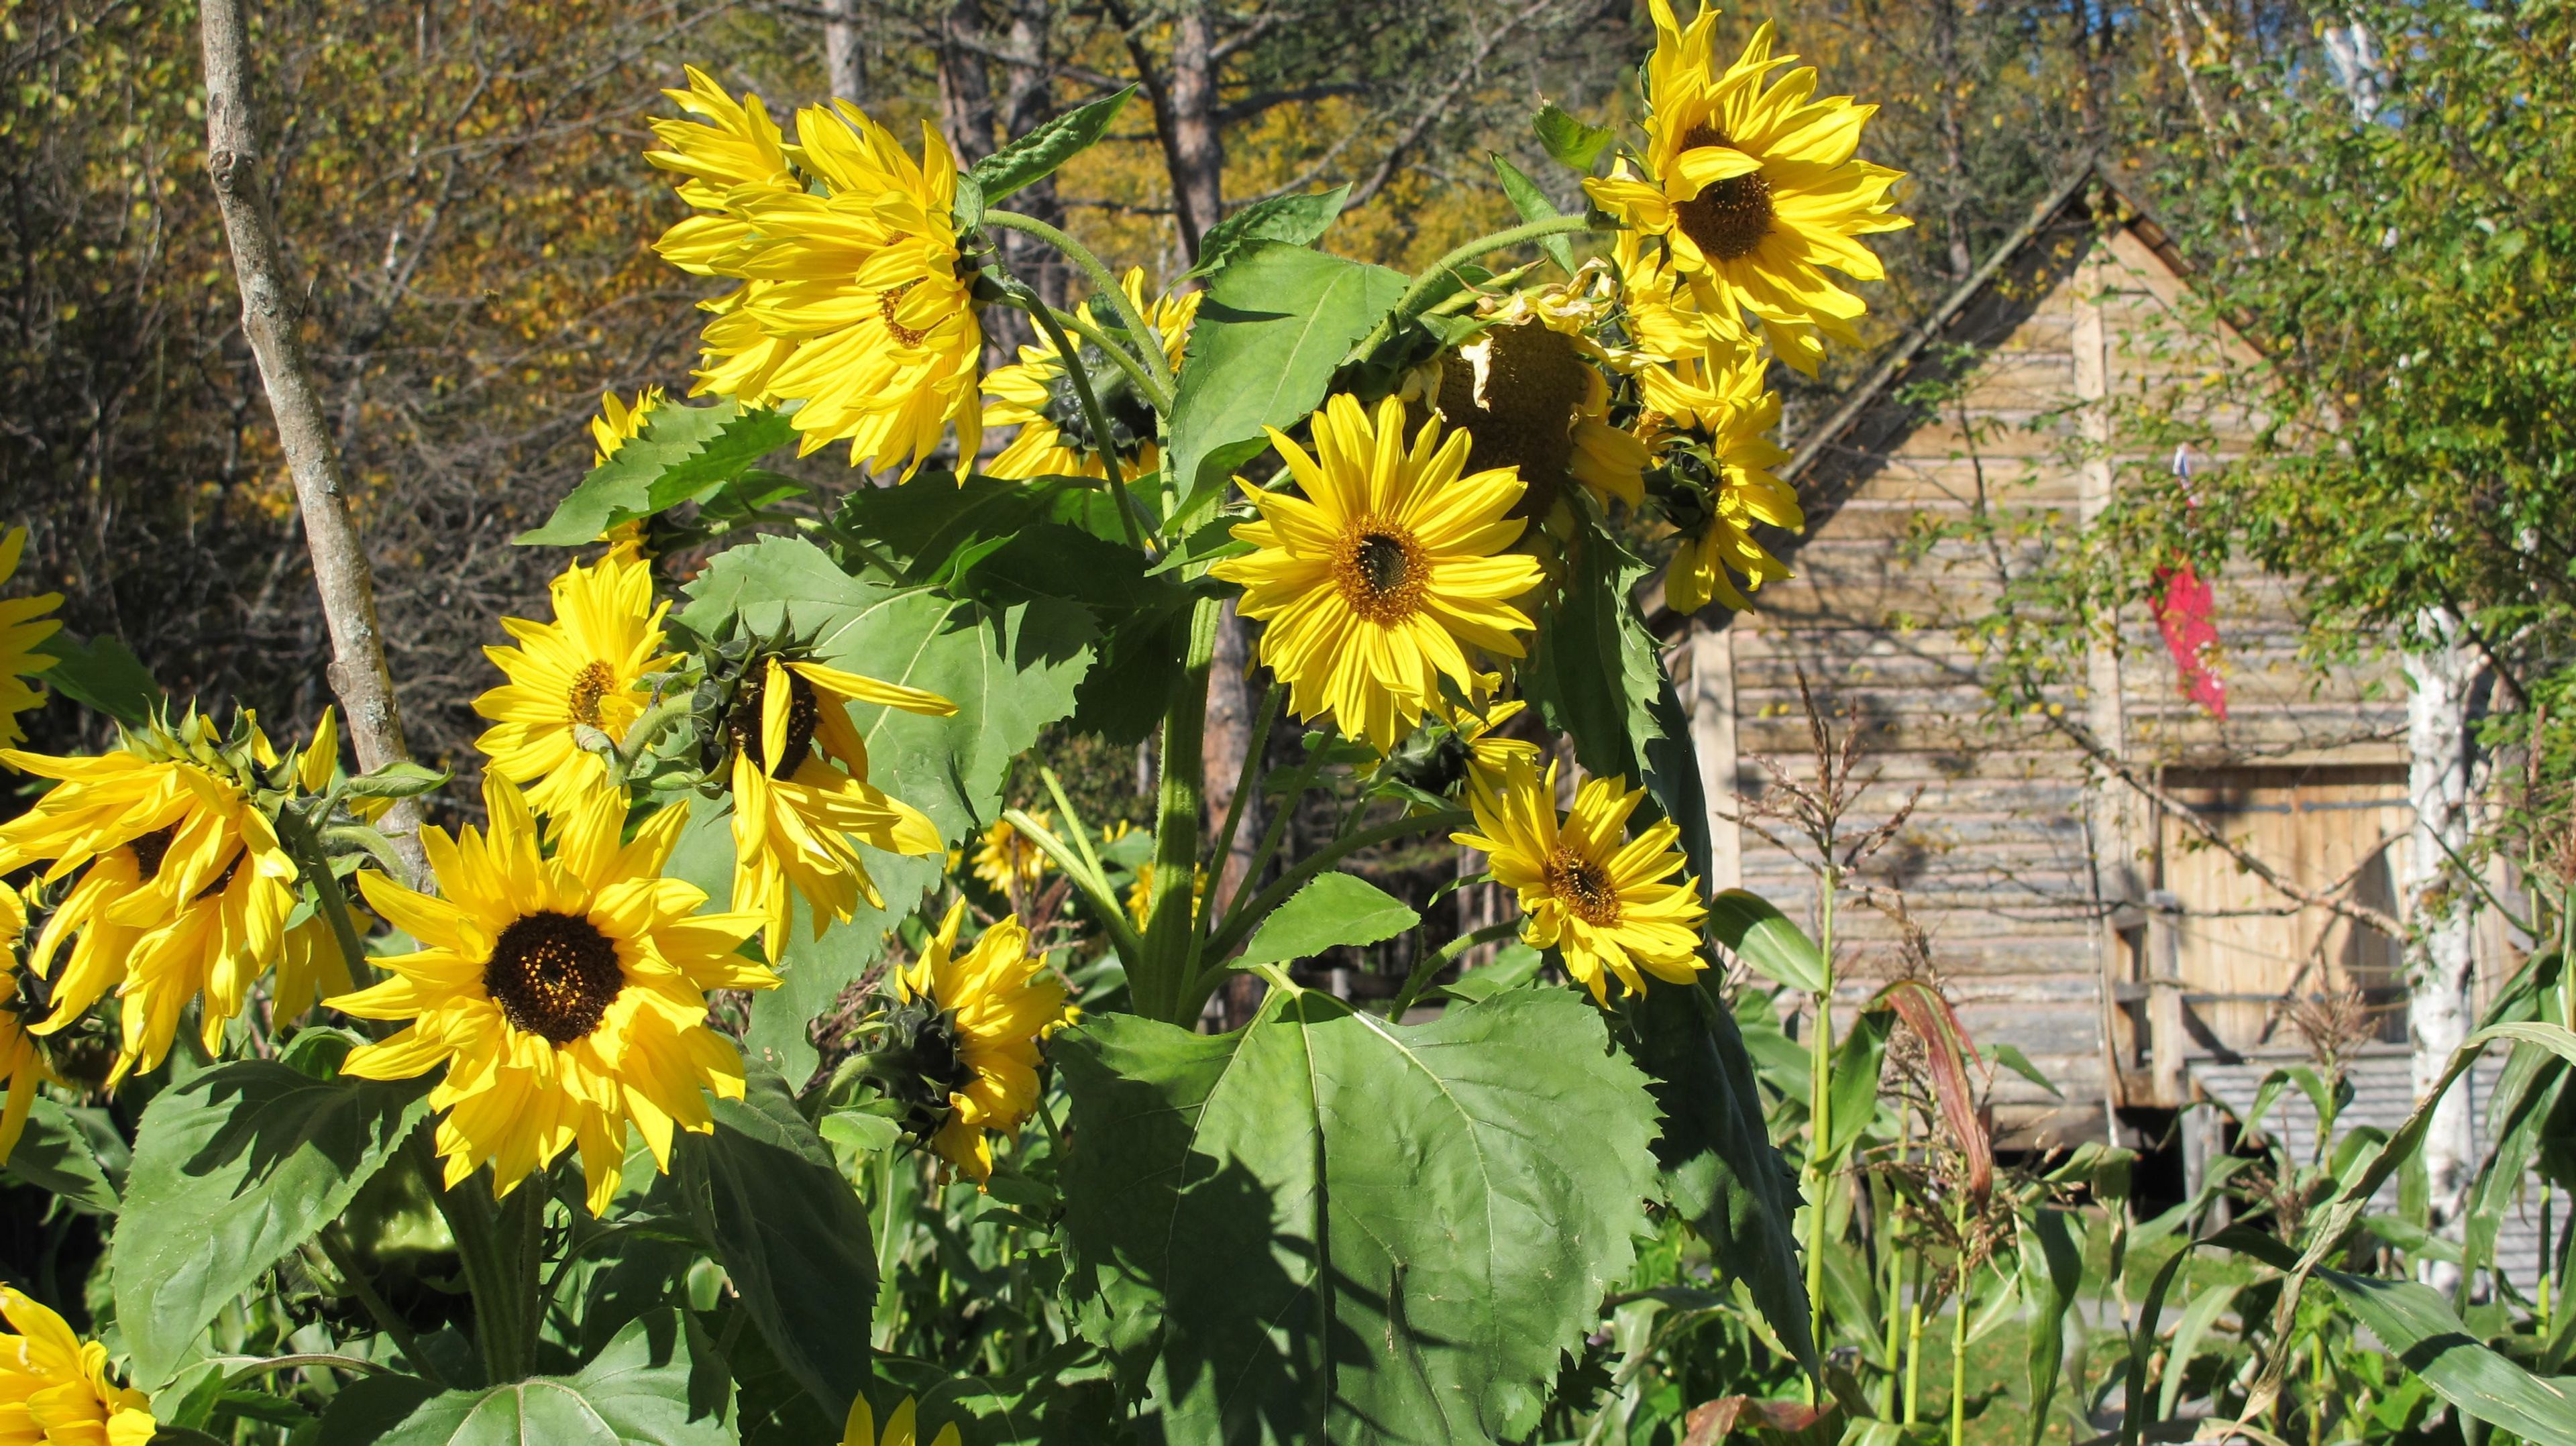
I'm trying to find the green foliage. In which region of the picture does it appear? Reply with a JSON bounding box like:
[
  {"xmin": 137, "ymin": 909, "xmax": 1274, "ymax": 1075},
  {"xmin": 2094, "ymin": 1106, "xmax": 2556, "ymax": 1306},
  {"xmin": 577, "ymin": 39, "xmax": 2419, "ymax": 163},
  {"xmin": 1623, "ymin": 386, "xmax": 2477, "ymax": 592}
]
[
  {"xmin": 517, "ymin": 400, "xmax": 800, "ymax": 548},
  {"xmin": 30, "ymin": 630, "xmax": 161, "ymax": 726},
  {"xmin": 1532, "ymin": 103, "xmax": 1615, "ymax": 173},
  {"xmin": 1231, "ymin": 873, "xmax": 1418, "ymax": 970},
  {"xmin": 370, "ymin": 1313, "xmax": 731, "ymax": 1445},
  {"xmin": 971, "ymin": 88, "xmax": 1136, "ymax": 205},
  {"xmin": 1185, "ymin": 185, "xmax": 1352, "ymax": 278},
  {"xmin": 1056, "ymin": 987, "xmax": 1660, "ymax": 1442}
]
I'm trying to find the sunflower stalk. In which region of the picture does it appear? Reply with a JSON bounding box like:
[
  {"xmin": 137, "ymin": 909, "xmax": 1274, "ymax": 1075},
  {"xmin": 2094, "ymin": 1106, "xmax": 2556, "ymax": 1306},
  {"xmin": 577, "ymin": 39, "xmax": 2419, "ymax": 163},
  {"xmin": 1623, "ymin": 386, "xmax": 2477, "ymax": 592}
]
[
  {"xmin": 1356, "ymin": 214, "xmax": 1596, "ymax": 357},
  {"xmin": 981, "ymin": 209, "xmax": 1177, "ymax": 396},
  {"xmin": 1047, "ymin": 304, "xmax": 1173, "ymax": 414},
  {"xmin": 1387, "ymin": 919, "xmax": 1521, "ymax": 1017},
  {"xmin": 274, "ymin": 804, "xmax": 376, "ymax": 995},
  {"xmin": 1135, "ymin": 595, "xmax": 1224, "ymax": 1023},
  {"xmin": 1012, "ymin": 290, "xmax": 1155, "ymax": 555},
  {"xmin": 1001, "ymin": 806, "xmax": 1144, "ymax": 966},
  {"xmin": 418, "ymin": 1131, "xmax": 546, "ymax": 1386}
]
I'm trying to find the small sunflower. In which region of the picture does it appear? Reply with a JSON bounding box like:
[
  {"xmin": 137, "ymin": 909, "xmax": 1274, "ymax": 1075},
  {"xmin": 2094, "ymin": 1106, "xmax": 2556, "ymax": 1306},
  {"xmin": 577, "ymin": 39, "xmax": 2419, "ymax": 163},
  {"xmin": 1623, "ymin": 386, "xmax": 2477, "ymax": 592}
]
[
  {"xmin": 1210, "ymin": 394, "xmax": 1547, "ymax": 755},
  {"xmin": 1582, "ymin": 0, "xmax": 1907, "ymax": 355},
  {"xmin": 0, "ymin": 1285, "xmax": 157, "ymax": 1446},
  {"xmin": 1124, "ymin": 859, "xmax": 1205, "ymax": 930},
  {"xmin": 649, "ymin": 68, "xmax": 982, "ymax": 476},
  {"xmin": 1454, "ymin": 755, "xmax": 1708, "ymax": 1003},
  {"xmin": 1420, "ymin": 284, "xmax": 1653, "ymax": 521},
  {"xmin": 591, "ymin": 385, "xmax": 665, "ymax": 467},
  {"xmin": 331, "ymin": 775, "xmax": 773, "ymax": 1215},
  {"xmin": 723, "ymin": 657, "xmax": 953, "ymax": 961},
  {"xmin": 886, "ymin": 901, "xmax": 1070, "ymax": 1182},
  {"xmin": 0, "ymin": 719, "xmax": 299, "ymax": 1080},
  {"xmin": 842, "ymin": 1395, "xmax": 959, "ymax": 1446},
  {"xmin": 0, "ymin": 526, "xmax": 63, "ymax": 753},
  {"xmin": 982, "ymin": 268, "xmax": 1199, "ymax": 481},
  {"xmin": 474, "ymin": 551, "xmax": 679, "ymax": 817},
  {"xmin": 1640, "ymin": 347, "xmax": 1801, "ymax": 613},
  {"xmin": 0, "ymin": 885, "xmax": 54, "ymax": 1166},
  {"xmin": 969, "ymin": 814, "xmax": 1051, "ymax": 899},
  {"xmin": 1448, "ymin": 696, "xmax": 1546, "ymax": 790}
]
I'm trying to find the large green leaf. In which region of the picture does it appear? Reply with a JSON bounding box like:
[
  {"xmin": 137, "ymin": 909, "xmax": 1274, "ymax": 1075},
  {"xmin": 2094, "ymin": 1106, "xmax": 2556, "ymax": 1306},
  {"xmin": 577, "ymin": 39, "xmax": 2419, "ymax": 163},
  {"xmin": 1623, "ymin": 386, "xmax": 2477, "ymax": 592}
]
[
  {"xmin": 684, "ymin": 1064, "xmax": 876, "ymax": 1420},
  {"xmin": 1707, "ymin": 891, "xmax": 1827, "ymax": 996},
  {"xmin": 1163, "ymin": 242, "xmax": 1407, "ymax": 524},
  {"xmin": 31, "ymin": 629, "xmax": 160, "ymax": 724},
  {"xmin": 1230, "ymin": 874, "xmax": 1419, "ymax": 970},
  {"xmin": 115, "ymin": 1061, "xmax": 431, "ymax": 1388},
  {"xmin": 677, "ymin": 535, "xmax": 1091, "ymax": 1082},
  {"xmin": 1186, "ymin": 185, "xmax": 1351, "ymax": 278},
  {"xmin": 1519, "ymin": 526, "xmax": 1665, "ymax": 791},
  {"xmin": 3, "ymin": 1097, "xmax": 118, "ymax": 1212},
  {"xmin": 969, "ymin": 87, "xmax": 1132, "ymax": 205},
  {"xmin": 1057, "ymin": 985, "xmax": 1660, "ymax": 1444},
  {"xmin": 519, "ymin": 398, "xmax": 795, "ymax": 546},
  {"xmin": 375, "ymin": 1312, "xmax": 732, "ymax": 1445},
  {"xmin": 2316, "ymin": 1270, "xmax": 2576, "ymax": 1446}
]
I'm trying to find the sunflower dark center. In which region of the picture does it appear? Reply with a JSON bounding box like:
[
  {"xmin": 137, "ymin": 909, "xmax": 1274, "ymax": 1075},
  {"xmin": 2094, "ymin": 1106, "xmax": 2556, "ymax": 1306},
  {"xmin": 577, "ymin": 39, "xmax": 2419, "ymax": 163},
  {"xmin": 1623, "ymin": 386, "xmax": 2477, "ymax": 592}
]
[
  {"xmin": 1672, "ymin": 125, "xmax": 1775, "ymax": 263},
  {"xmin": 1544, "ymin": 848, "xmax": 1624, "ymax": 927},
  {"xmin": 193, "ymin": 849, "xmax": 244, "ymax": 903},
  {"xmin": 878, "ymin": 278, "xmax": 929, "ymax": 347},
  {"xmin": 127, "ymin": 825, "xmax": 177, "ymax": 881},
  {"xmin": 566, "ymin": 661, "xmax": 615, "ymax": 728},
  {"xmin": 484, "ymin": 911, "xmax": 624, "ymax": 1046},
  {"xmin": 1336, "ymin": 527, "xmax": 1428, "ymax": 625},
  {"xmin": 724, "ymin": 667, "xmax": 822, "ymax": 778},
  {"xmin": 1439, "ymin": 321, "xmax": 1591, "ymax": 520}
]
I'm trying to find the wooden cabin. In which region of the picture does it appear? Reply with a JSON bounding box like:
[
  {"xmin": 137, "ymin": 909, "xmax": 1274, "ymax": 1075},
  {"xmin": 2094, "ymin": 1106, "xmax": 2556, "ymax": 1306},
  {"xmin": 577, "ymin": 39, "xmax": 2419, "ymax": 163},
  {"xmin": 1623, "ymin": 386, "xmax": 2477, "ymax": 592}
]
[{"xmin": 1654, "ymin": 164, "xmax": 2453, "ymax": 1152}]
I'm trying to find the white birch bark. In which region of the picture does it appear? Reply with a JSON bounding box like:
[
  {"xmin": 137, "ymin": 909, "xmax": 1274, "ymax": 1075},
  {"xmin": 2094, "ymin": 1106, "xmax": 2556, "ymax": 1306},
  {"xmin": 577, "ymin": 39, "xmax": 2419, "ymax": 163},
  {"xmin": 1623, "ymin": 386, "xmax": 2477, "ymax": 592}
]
[{"xmin": 2402, "ymin": 608, "xmax": 2480, "ymax": 1284}]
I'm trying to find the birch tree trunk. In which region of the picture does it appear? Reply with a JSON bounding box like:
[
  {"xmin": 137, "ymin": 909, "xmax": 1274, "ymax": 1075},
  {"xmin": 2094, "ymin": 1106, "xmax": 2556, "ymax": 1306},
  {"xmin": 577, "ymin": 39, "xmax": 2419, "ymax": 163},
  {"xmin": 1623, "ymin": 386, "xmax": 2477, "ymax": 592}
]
[
  {"xmin": 823, "ymin": 0, "xmax": 865, "ymax": 104},
  {"xmin": 199, "ymin": 0, "xmax": 423, "ymax": 879},
  {"xmin": 2402, "ymin": 608, "xmax": 2481, "ymax": 1285}
]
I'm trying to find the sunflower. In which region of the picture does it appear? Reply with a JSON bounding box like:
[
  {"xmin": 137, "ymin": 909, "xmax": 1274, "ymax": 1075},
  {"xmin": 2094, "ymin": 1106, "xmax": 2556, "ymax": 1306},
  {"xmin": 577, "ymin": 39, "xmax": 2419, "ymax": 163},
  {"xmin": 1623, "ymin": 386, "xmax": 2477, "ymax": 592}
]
[
  {"xmin": 591, "ymin": 386, "xmax": 665, "ymax": 467},
  {"xmin": 1447, "ymin": 696, "xmax": 1545, "ymax": 790},
  {"xmin": 474, "ymin": 551, "xmax": 679, "ymax": 818},
  {"xmin": 1613, "ymin": 226, "xmax": 1824, "ymax": 379},
  {"xmin": 1640, "ymin": 346, "xmax": 1801, "ymax": 613},
  {"xmin": 723, "ymin": 657, "xmax": 953, "ymax": 961},
  {"xmin": 1210, "ymin": 394, "xmax": 1547, "ymax": 755},
  {"xmin": 0, "ymin": 1286, "xmax": 156, "ymax": 1446},
  {"xmin": 0, "ymin": 885, "xmax": 54, "ymax": 1166},
  {"xmin": 1582, "ymin": 1, "xmax": 1907, "ymax": 357},
  {"xmin": 1454, "ymin": 755, "xmax": 1707, "ymax": 1003},
  {"xmin": 331, "ymin": 775, "xmax": 773, "ymax": 1215},
  {"xmin": 842, "ymin": 1395, "xmax": 959, "ymax": 1446},
  {"xmin": 649, "ymin": 69, "xmax": 982, "ymax": 476},
  {"xmin": 969, "ymin": 813, "xmax": 1051, "ymax": 899},
  {"xmin": 0, "ymin": 719, "xmax": 299, "ymax": 1080},
  {"xmin": 0, "ymin": 527, "xmax": 63, "ymax": 754},
  {"xmin": 1419, "ymin": 282, "xmax": 1652, "ymax": 521},
  {"xmin": 888, "ymin": 901, "xmax": 1070, "ymax": 1182},
  {"xmin": 1124, "ymin": 859, "xmax": 1205, "ymax": 930},
  {"xmin": 981, "ymin": 268, "xmax": 1199, "ymax": 481}
]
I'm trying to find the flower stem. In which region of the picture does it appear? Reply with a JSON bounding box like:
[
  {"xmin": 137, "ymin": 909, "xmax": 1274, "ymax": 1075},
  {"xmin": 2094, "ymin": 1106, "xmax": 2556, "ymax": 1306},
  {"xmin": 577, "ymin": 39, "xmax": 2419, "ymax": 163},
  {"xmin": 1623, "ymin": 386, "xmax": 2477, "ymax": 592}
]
[
  {"xmin": 1049, "ymin": 304, "xmax": 1173, "ymax": 414},
  {"xmin": 1358, "ymin": 213, "xmax": 1596, "ymax": 357},
  {"xmin": 1385, "ymin": 919, "xmax": 1522, "ymax": 1017},
  {"xmin": 1014, "ymin": 294, "xmax": 1151, "ymax": 553},
  {"xmin": 276, "ymin": 805, "xmax": 375, "ymax": 993},
  {"xmin": 1136, "ymin": 595, "xmax": 1223, "ymax": 1023},
  {"xmin": 982, "ymin": 209, "xmax": 1177, "ymax": 396},
  {"xmin": 1804, "ymin": 865, "xmax": 1837, "ymax": 1403},
  {"xmin": 1198, "ymin": 682, "xmax": 1283, "ymax": 936},
  {"xmin": 417, "ymin": 1132, "xmax": 543, "ymax": 1386}
]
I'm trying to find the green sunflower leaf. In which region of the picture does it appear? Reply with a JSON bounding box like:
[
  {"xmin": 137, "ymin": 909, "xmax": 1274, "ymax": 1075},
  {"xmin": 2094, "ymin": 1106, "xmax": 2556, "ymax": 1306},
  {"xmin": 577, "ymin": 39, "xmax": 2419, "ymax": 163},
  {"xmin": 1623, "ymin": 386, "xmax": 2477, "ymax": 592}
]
[
  {"xmin": 1057, "ymin": 986, "xmax": 1660, "ymax": 1444},
  {"xmin": 1185, "ymin": 184, "xmax": 1352, "ymax": 278},
  {"xmin": 1230, "ymin": 873, "xmax": 1419, "ymax": 970},
  {"xmin": 114, "ymin": 1060, "xmax": 433, "ymax": 1390},
  {"xmin": 517, "ymin": 398, "xmax": 796, "ymax": 547},
  {"xmin": 1534, "ymin": 102, "xmax": 1615, "ymax": 173},
  {"xmin": 1, "ymin": 1097, "xmax": 119, "ymax": 1213},
  {"xmin": 970, "ymin": 86, "xmax": 1134, "ymax": 206},
  {"xmin": 370, "ymin": 1311, "xmax": 733, "ymax": 1445},
  {"xmin": 30, "ymin": 628, "xmax": 160, "ymax": 725},
  {"xmin": 1489, "ymin": 153, "xmax": 1577, "ymax": 275}
]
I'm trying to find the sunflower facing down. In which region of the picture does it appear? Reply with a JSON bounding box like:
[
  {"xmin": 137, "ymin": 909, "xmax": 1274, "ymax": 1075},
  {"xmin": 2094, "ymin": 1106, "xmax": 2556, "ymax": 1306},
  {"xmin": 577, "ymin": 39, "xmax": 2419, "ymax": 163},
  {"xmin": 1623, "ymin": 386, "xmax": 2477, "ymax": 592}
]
[
  {"xmin": 0, "ymin": 526, "xmax": 62, "ymax": 754},
  {"xmin": 982, "ymin": 268, "xmax": 1199, "ymax": 482},
  {"xmin": 332, "ymin": 775, "xmax": 773, "ymax": 1215},
  {"xmin": 1210, "ymin": 394, "xmax": 1548, "ymax": 755},
  {"xmin": 591, "ymin": 386, "xmax": 666, "ymax": 468},
  {"xmin": 1421, "ymin": 284, "xmax": 1652, "ymax": 521},
  {"xmin": 724, "ymin": 657, "xmax": 954, "ymax": 960},
  {"xmin": 1583, "ymin": 0, "xmax": 1907, "ymax": 355},
  {"xmin": 0, "ymin": 1285, "xmax": 157, "ymax": 1446},
  {"xmin": 1454, "ymin": 755, "xmax": 1708, "ymax": 1003},
  {"xmin": 474, "ymin": 550, "xmax": 680, "ymax": 817},
  {"xmin": 887, "ymin": 902, "xmax": 1070, "ymax": 1182},
  {"xmin": 1640, "ymin": 347, "xmax": 1802, "ymax": 614},
  {"xmin": 649, "ymin": 69, "xmax": 983, "ymax": 477}
]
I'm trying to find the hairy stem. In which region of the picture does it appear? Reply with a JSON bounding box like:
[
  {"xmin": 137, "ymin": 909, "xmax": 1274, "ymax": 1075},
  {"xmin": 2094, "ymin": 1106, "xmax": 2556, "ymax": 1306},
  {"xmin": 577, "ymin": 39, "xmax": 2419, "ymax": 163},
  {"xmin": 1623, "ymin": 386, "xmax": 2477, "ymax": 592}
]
[
  {"xmin": 418, "ymin": 1131, "xmax": 543, "ymax": 1385},
  {"xmin": 1356, "ymin": 213, "xmax": 1594, "ymax": 356},
  {"xmin": 1136, "ymin": 596, "xmax": 1223, "ymax": 1023},
  {"xmin": 983, "ymin": 209, "xmax": 1176, "ymax": 394},
  {"xmin": 1385, "ymin": 919, "xmax": 1521, "ymax": 1017},
  {"xmin": 1049, "ymin": 304, "xmax": 1173, "ymax": 414},
  {"xmin": 276, "ymin": 806, "xmax": 375, "ymax": 994}
]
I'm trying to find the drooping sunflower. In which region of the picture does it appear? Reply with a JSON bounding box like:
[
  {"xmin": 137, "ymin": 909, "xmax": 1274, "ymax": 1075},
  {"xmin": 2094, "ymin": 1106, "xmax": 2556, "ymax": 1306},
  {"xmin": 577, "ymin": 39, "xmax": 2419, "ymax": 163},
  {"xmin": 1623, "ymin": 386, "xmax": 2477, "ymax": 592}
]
[
  {"xmin": 0, "ymin": 527, "xmax": 63, "ymax": 754},
  {"xmin": 474, "ymin": 551, "xmax": 679, "ymax": 818},
  {"xmin": 649, "ymin": 68, "xmax": 982, "ymax": 476},
  {"xmin": 1210, "ymin": 394, "xmax": 1548, "ymax": 755},
  {"xmin": 722, "ymin": 657, "xmax": 953, "ymax": 960},
  {"xmin": 982, "ymin": 268, "xmax": 1199, "ymax": 481},
  {"xmin": 331, "ymin": 775, "xmax": 773, "ymax": 1215},
  {"xmin": 1418, "ymin": 282, "xmax": 1653, "ymax": 521},
  {"xmin": 970, "ymin": 813, "xmax": 1051, "ymax": 899},
  {"xmin": 1454, "ymin": 755, "xmax": 1708, "ymax": 1003},
  {"xmin": 842, "ymin": 1395, "xmax": 960, "ymax": 1446},
  {"xmin": 885, "ymin": 901, "xmax": 1071, "ymax": 1182},
  {"xmin": 0, "ymin": 1285, "xmax": 157, "ymax": 1446},
  {"xmin": 0, "ymin": 885, "xmax": 54, "ymax": 1165},
  {"xmin": 1582, "ymin": 0, "xmax": 1907, "ymax": 356},
  {"xmin": 1640, "ymin": 345, "xmax": 1801, "ymax": 613},
  {"xmin": 0, "ymin": 718, "xmax": 299, "ymax": 1080}
]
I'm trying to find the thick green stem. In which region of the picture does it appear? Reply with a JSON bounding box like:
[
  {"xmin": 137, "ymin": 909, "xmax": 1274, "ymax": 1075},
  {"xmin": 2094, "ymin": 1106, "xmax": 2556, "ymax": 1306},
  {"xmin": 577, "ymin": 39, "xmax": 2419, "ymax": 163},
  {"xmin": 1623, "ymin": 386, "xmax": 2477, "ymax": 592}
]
[
  {"xmin": 1136, "ymin": 596, "xmax": 1223, "ymax": 1023},
  {"xmin": 1356, "ymin": 214, "xmax": 1595, "ymax": 357},
  {"xmin": 1805, "ymin": 867, "xmax": 1838, "ymax": 1402},
  {"xmin": 276, "ymin": 805, "xmax": 375, "ymax": 993},
  {"xmin": 983, "ymin": 209, "xmax": 1176, "ymax": 395},
  {"xmin": 1049, "ymin": 304, "xmax": 1173, "ymax": 413},
  {"xmin": 1386, "ymin": 920, "xmax": 1521, "ymax": 1017},
  {"xmin": 419, "ymin": 1132, "xmax": 544, "ymax": 1385}
]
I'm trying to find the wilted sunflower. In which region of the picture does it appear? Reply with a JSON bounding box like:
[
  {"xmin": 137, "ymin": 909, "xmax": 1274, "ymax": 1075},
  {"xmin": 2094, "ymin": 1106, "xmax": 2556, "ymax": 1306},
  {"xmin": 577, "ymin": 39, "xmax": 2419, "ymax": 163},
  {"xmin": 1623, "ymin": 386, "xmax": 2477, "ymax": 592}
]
[
  {"xmin": 1640, "ymin": 346, "xmax": 1801, "ymax": 613},
  {"xmin": 842, "ymin": 1396, "xmax": 959, "ymax": 1446},
  {"xmin": 332, "ymin": 775, "xmax": 773, "ymax": 1215},
  {"xmin": 1419, "ymin": 283, "xmax": 1652, "ymax": 521},
  {"xmin": 474, "ymin": 550, "xmax": 678, "ymax": 817},
  {"xmin": 0, "ymin": 527, "xmax": 62, "ymax": 753},
  {"xmin": 0, "ymin": 716, "xmax": 299, "ymax": 1080},
  {"xmin": 1454, "ymin": 755, "xmax": 1708, "ymax": 1003},
  {"xmin": 970, "ymin": 813, "xmax": 1051, "ymax": 899},
  {"xmin": 0, "ymin": 1285, "xmax": 156, "ymax": 1446},
  {"xmin": 1211, "ymin": 394, "xmax": 1546, "ymax": 755},
  {"xmin": 1583, "ymin": 0, "xmax": 1906, "ymax": 355},
  {"xmin": 649, "ymin": 68, "xmax": 982, "ymax": 476},
  {"xmin": 0, "ymin": 885, "xmax": 53, "ymax": 1164},
  {"xmin": 723, "ymin": 657, "xmax": 953, "ymax": 960},
  {"xmin": 885, "ymin": 902, "xmax": 1070, "ymax": 1182},
  {"xmin": 983, "ymin": 268, "xmax": 1198, "ymax": 481}
]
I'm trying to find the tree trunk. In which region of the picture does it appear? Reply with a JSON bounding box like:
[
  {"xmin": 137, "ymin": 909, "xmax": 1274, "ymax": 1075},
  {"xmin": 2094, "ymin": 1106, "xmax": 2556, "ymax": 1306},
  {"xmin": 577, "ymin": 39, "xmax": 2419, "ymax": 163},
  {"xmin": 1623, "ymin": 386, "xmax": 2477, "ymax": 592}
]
[
  {"xmin": 199, "ymin": 0, "xmax": 423, "ymax": 879},
  {"xmin": 1201, "ymin": 602, "xmax": 1259, "ymax": 909},
  {"xmin": 935, "ymin": 0, "xmax": 997, "ymax": 167},
  {"xmin": 2402, "ymin": 609, "xmax": 2482, "ymax": 1286},
  {"xmin": 1167, "ymin": 0, "xmax": 1223, "ymax": 255},
  {"xmin": 823, "ymin": 0, "xmax": 865, "ymax": 105},
  {"xmin": 995, "ymin": 0, "xmax": 1065, "ymax": 340}
]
